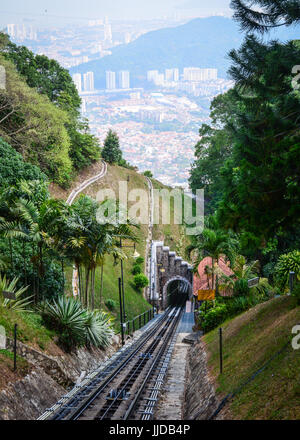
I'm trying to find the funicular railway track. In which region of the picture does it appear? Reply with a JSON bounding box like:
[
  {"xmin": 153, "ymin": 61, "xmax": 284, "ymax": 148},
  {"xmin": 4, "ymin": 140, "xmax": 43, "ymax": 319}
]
[{"xmin": 40, "ymin": 307, "xmax": 183, "ymax": 421}]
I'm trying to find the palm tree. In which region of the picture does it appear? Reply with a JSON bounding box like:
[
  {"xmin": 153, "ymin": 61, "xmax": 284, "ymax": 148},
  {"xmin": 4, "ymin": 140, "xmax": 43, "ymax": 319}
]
[
  {"xmin": 81, "ymin": 210, "xmax": 139, "ymax": 310},
  {"xmin": 0, "ymin": 180, "xmax": 51, "ymax": 302},
  {"xmin": 187, "ymin": 227, "xmax": 239, "ymax": 290},
  {"xmin": 53, "ymin": 195, "xmax": 139, "ymax": 310},
  {"xmin": 219, "ymin": 255, "xmax": 260, "ymax": 296},
  {"xmin": 13, "ymin": 198, "xmax": 53, "ymax": 302}
]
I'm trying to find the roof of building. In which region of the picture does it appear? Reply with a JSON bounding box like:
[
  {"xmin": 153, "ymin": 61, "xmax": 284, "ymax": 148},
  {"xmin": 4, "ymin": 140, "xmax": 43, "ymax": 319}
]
[{"xmin": 193, "ymin": 256, "xmax": 234, "ymax": 296}]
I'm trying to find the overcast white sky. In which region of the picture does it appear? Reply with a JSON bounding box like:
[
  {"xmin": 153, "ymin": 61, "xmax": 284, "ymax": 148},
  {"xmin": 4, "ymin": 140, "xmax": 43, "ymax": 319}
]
[{"xmin": 0, "ymin": 0, "xmax": 232, "ymax": 25}]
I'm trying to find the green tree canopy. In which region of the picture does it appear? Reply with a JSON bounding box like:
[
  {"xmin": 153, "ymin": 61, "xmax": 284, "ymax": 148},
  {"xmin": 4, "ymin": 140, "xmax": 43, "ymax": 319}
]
[
  {"xmin": 2, "ymin": 38, "xmax": 81, "ymax": 115},
  {"xmin": 0, "ymin": 137, "xmax": 47, "ymax": 187},
  {"xmin": 231, "ymin": 0, "xmax": 300, "ymax": 33},
  {"xmin": 0, "ymin": 56, "xmax": 72, "ymax": 186},
  {"xmin": 0, "ymin": 33, "xmax": 100, "ymax": 182},
  {"xmin": 101, "ymin": 129, "xmax": 123, "ymax": 164}
]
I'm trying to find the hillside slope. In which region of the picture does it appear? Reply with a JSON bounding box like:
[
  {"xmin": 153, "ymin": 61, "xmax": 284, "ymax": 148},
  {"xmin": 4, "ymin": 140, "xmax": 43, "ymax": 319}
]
[
  {"xmin": 50, "ymin": 162, "xmax": 190, "ymax": 324},
  {"xmin": 204, "ymin": 296, "xmax": 300, "ymax": 419}
]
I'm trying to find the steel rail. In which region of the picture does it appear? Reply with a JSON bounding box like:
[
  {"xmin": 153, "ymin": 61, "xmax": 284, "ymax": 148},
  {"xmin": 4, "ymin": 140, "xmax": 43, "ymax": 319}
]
[
  {"xmin": 51, "ymin": 307, "xmax": 173, "ymax": 420},
  {"xmin": 95, "ymin": 309, "xmax": 181, "ymax": 420},
  {"xmin": 124, "ymin": 307, "xmax": 183, "ymax": 420}
]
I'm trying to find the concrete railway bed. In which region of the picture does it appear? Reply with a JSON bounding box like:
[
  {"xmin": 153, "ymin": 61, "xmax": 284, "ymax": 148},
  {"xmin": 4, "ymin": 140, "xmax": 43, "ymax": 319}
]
[{"xmin": 39, "ymin": 307, "xmax": 183, "ymax": 421}]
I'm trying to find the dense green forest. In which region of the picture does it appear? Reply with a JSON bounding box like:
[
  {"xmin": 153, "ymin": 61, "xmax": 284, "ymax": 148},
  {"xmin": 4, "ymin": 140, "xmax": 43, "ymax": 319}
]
[
  {"xmin": 0, "ymin": 33, "xmax": 100, "ymax": 187},
  {"xmin": 188, "ymin": 1, "xmax": 300, "ymax": 331},
  {"xmin": 0, "ymin": 35, "xmax": 126, "ymax": 350},
  {"xmin": 190, "ymin": 18, "xmax": 300, "ymax": 279}
]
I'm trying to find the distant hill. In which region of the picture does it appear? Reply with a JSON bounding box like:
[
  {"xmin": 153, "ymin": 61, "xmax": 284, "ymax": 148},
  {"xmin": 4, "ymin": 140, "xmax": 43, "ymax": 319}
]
[{"xmin": 70, "ymin": 16, "xmax": 300, "ymax": 88}]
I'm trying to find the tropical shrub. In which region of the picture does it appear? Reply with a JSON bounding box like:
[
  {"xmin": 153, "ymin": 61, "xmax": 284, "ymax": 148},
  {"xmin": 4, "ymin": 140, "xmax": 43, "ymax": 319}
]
[
  {"xmin": 83, "ymin": 309, "xmax": 114, "ymax": 348},
  {"xmin": 200, "ymin": 304, "xmax": 228, "ymax": 333},
  {"xmin": 0, "ymin": 232, "xmax": 65, "ymax": 302},
  {"xmin": 251, "ymin": 278, "xmax": 276, "ymax": 300},
  {"xmin": 105, "ymin": 298, "xmax": 117, "ymax": 311},
  {"xmin": 39, "ymin": 296, "xmax": 114, "ymax": 351},
  {"xmin": 0, "ymin": 274, "xmax": 32, "ymax": 312},
  {"xmin": 135, "ymin": 256, "xmax": 144, "ymax": 265},
  {"xmin": 131, "ymin": 264, "xmax": 142, "ymax": 275},
  {"xmin": 233, "ymin": 278, "xmax": 250, "ymax": 297},
  {"xmin": 219, "ymin": 254, "xmax": 260, "ymax": 297},
  {"xmin": 133, "ymin": 274, "xmax": 149, "ymax": 290},
  {"xmin": 199, "ymin": 291, "xmax": 269, "ymax": 333},
  {"xmin": 38, "ymin": 296, "xmax": 86, "ymax": 351},
  {"xmin": 274, "ymin": 250, "xmax": 300, "ymax": 290},
  {"xmin": 0, "ymin": 138, "xmax": 47, "ymax": 188}
]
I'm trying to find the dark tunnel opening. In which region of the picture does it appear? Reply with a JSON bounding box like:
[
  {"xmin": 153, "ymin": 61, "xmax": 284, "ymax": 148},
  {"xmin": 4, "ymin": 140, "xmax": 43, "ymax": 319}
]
[{"xmin": 167, "ymin": 279, "xmax": 190, "ymax": 307}]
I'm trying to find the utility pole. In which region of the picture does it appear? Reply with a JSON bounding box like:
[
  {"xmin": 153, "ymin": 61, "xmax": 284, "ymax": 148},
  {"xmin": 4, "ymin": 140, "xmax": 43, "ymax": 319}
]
[{"xmin": 119, "ymin": 277, "xmax": 125, "ymax": 346}]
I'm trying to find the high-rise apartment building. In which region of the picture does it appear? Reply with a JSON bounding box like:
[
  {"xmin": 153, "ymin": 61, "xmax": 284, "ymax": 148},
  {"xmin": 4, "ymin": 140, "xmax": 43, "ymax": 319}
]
[
  {"xmin": 106, "ymin": 71, "xmax": 116, "ymax": 90},
  {"xmin": 118, "ymin": 71, "xmax": 130, "ymax": 89},
  {"xmin": 183, "ymin": 68, "xmax": 218, "ymax": 81},
  {"xmin": 72, "ymin": 73, "xmax": 82, "ymax": 93},
  {"xmin": 104, "ymin": 24, "xmax": 112, "ymax": 42},
  {"xmin": 173, "ymin": 68, "xmax": 179, "ymax": 82},
  {"xmin": 153, "ymin": 74, "xmax": 165, "ymax": 86},
  {"xmin": 165, "ymin": 68, "xmax": 179, "ymax": 82},
  {"xmin": 6, "ymin": 23, "xmax": 37, "ymax": 41},
  {"xmin": 147, "ymin": 70, "xmax": 159, "ymax": 82},
  {"xmin": 83, "ymin": 72, "xmax": 94, "ymax": 92},
  {"xmin": 165, "ymin": 69, "xmax": 173, "ymax": 81},
  {"xmin": 7, "ymin": 24, "xmax": 16, "ymax": 38}
]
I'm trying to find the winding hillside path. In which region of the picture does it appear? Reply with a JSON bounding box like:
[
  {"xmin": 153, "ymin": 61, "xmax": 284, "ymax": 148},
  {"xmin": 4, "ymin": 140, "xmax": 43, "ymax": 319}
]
[
  {"xmin": 66, "ymin": 160, "xmax": 107, "ymax": 297},
  {"xmin": 66, "ymin": 160, "xmax": 107, "ymax": 206},
  {"xmin": 67, "ymin": 165, "xmax": 154, "ymax": 300}
]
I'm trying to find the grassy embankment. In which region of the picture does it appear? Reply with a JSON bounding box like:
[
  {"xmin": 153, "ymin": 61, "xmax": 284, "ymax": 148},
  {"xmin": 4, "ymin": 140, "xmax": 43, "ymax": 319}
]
[
  {"xmin": 0, "ymin": 306, "xmax": 62, "ymax": 390},
  {"xmin": 204, "ymin": 296, "xmax": 300, "ymax": 419},
  {"xmin": 50, "ymin": 163, "xmax": 191, "ymax": 325}
]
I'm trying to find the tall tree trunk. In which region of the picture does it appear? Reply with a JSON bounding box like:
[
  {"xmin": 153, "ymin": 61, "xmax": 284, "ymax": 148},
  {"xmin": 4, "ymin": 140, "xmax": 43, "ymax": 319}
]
[
  {"xmin": 61, "ymin": 259, "xmax": 64, "ymax": 292},
  {"xmin": 206, "ymin": 273, "xmax": 210, "ymax": 289},
  {"xmin": 78, "ymin": 264, "xmax": 83, "ymax": 303},
  {"xmin": 99, "ymin": 263, "xmax": 104, "ymax": 308},
  {"xmin": 85, "ymin": 267, "xmax": 90, "ymax": 308},
  {"xmin": 91, "ymin": 267, "xmax": 95, "ymax": 310},
  {"xmin": 216, "ymin": 257, "xmax": 219, "ymax": 297}
]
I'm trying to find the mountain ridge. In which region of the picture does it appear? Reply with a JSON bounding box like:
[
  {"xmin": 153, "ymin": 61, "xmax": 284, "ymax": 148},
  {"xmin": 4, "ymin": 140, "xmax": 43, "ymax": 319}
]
[{"xmin": 70, "ymin": 16, "xmax": 300, "ymax": 87}]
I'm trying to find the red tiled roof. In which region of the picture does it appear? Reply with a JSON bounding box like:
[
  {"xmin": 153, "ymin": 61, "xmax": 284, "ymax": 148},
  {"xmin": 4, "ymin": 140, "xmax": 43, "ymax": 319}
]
[{"xmin": 193, "ymin": 256, "xmax": 234, "ymax": 296}]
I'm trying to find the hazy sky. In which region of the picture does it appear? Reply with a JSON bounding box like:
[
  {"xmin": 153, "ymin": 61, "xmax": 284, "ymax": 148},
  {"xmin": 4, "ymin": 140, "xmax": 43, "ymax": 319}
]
[{"xmin": 0, "ymin": 0, "xmax": 232, "ymax": 25}]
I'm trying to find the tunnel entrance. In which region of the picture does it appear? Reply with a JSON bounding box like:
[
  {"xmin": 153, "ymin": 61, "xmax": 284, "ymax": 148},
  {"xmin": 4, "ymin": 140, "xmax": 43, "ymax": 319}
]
[{"xmin": 167, "ymin": 279, "xmax": 190, "ymax": 307}]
